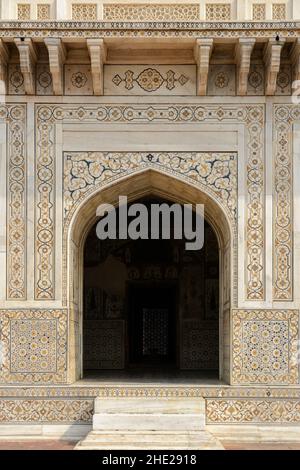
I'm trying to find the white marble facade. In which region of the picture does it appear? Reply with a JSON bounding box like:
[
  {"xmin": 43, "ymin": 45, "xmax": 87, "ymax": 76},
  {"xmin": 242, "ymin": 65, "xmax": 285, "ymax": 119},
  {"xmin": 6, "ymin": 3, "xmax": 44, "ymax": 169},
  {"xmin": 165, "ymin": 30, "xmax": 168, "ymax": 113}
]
[{"xmin": 0, "ymin": 9, "xmax": 300, "ymax": 431}]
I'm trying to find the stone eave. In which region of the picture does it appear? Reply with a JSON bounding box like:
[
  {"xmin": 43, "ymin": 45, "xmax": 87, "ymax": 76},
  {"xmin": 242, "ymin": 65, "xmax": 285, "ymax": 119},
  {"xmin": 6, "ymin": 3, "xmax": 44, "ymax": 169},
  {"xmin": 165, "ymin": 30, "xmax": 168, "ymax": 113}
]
[{"xmin": 0, "ymin": 20, "xmax": 299, "ymax": 39}]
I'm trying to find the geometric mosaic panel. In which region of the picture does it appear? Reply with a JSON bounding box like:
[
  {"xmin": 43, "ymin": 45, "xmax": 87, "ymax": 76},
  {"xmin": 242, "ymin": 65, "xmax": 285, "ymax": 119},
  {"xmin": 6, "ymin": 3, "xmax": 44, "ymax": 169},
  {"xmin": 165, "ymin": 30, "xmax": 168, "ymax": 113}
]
[
  {"xmin": 103, "ymin": 4, "xmax": 200, "ymax": 21},
  {"xmin": 181, "ymin": 320, "xmax": 219, "ymax": 370},
  {"xmin": 242, "ymin": 320, "xmax": 288, "ymax": 375},
  {"xmin": 232, "ymin": 309, "xmax": 299, "ymax": 385},
  {"xmin": 10, "ymin": 319, "xmax": 57, "ymax": 373},
  {"xmin": 83, "ymin": 320, "xmax": 125, "ymax": 369},
  {"xmin": 0, "ymin": 310, "xmax": 67, "ymax": 384}
]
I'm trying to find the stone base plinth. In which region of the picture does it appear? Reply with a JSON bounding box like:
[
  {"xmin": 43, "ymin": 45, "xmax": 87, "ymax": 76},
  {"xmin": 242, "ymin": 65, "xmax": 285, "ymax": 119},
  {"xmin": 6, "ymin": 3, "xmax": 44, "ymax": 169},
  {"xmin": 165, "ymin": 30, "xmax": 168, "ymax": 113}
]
[
  {"xmin": 75, "ymin": 397, "xmax": 224, "ymax": 450},
  {"xmin": 75, "ymin": 430, "xmax": 224, "ymax": 450}
]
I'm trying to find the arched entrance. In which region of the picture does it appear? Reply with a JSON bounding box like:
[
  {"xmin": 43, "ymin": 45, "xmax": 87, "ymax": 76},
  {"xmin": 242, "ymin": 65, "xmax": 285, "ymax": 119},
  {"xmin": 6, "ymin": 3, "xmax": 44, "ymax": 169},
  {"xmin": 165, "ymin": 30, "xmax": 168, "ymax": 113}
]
[
  {"xmin": 67, "ymin": 170, "xmax": 233, "ymax": 383},
  {"xmin": 83, "ymin": 198, "xmax": 219, "ymax": 378}
]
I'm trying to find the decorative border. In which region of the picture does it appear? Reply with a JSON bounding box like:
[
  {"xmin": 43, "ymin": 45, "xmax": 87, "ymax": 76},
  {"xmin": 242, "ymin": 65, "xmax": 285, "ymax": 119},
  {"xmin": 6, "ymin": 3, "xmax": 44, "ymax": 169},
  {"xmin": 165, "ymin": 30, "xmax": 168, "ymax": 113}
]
[
  {"xmin": 273, "ymin": 105, "xmax": 300, "ymax": 300},
  {"xmin": 0, "ymin": 310, "xmax": 68, "ymax": 384},
  {"xmin": 0, "ymin": 21, "xmax": 298, "ymax": 39},
  {"xmin": 1, "ymin": 385, "xmax": 300, "ymax": 399},
  {"xmin": 0, "ymin": 395, "xmax": 300, "ymax": 424},
  {"xmin": 36, "ymin": 104, "xmax": 264, "ymax": 302},
  {"xmin": 232, "ymin": 309, "xmax": 299, "ymax": 385},
  {"xmin": 0, "ymin": 105, "xmax": 26, "ymax": 299},
  {"xmin": 35, "ymin": 108, "xmax": 55, "ymax": 299},
  {"xmin": 206, "ymin": 399, "xmax": 300, "ymax": 424},
  {"xmin": 0, "ymin": 399, "xmax": 93, "ymax": 423}
]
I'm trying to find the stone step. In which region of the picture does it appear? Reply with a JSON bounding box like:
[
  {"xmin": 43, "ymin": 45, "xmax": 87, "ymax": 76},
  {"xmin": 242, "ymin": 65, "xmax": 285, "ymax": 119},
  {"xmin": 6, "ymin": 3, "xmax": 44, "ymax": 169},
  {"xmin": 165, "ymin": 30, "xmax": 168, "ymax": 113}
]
[
  {"xmin": 75, "ymin": 396, "xmax": 219, "ymax": 450},
  {"xmin": 75, "ymin": 431, "xmax": 224, "ymax": 450},
  {"xmin": 94, "ymin": 397, "xmax": 205, "ymax": 414},
  {"xmin": 93, "ymin": 413, "xmax": 204, "ymax": 431},
  {"xmin": 93, "ymin": 397, "xmax": 205, "ymax": 431}
]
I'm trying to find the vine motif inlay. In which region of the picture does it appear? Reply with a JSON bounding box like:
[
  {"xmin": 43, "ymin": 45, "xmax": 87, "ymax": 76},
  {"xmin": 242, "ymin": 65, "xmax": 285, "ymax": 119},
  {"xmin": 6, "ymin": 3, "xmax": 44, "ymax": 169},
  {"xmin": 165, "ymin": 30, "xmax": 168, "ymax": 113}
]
[
  {"xmin": 273, "ymin": 105, "xmax": 300, "ymax": 300},
  {"xmin": 64, "ymin": 152, "xmax": 237, "ymax": 220},
  {"xmin": 0, "ymin": 105, "xmax": 26, "ymax": 299}
]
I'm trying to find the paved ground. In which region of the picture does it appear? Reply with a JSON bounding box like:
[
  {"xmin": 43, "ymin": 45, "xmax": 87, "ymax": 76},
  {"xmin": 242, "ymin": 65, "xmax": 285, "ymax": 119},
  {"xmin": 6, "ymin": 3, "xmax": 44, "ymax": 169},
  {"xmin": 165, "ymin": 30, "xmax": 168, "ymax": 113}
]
[
  {"xmin": 0, "ymin": 440, "xmax": 76, "ymax": 450},
  {"xmin": 0, "ymin": 440, "xmax": 300, "ymax": 450}
]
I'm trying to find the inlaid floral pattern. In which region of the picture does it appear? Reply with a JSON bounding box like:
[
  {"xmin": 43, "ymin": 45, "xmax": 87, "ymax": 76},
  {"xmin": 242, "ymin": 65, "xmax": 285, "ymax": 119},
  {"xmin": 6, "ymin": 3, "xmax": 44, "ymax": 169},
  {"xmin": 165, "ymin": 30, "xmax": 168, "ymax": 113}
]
[{"xmin": 112, "ymin": 68, "xmax": 189, "ymax": 93}]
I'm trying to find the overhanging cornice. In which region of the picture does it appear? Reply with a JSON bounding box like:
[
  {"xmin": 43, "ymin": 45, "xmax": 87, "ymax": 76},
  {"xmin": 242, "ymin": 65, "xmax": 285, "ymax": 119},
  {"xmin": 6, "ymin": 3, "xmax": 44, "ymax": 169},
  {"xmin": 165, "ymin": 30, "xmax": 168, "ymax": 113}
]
[{"xmin": 0, "ymin": 20, "xmax": 299, "ymax": 39}]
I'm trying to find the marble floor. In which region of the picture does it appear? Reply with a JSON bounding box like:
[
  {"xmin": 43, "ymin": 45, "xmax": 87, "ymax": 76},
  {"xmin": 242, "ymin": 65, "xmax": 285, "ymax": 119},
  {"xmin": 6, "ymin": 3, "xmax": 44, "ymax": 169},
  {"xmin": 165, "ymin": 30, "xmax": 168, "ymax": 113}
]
[{"xmin": 77, "ymin": 369, "xmax": 224, "ymax": 386}]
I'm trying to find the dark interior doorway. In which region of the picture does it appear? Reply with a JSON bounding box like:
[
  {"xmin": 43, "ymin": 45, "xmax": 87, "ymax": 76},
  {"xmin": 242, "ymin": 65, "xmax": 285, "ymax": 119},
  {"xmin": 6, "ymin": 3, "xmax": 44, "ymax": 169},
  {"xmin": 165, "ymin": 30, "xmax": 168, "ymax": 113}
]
[{"xmin": 82, "ymin": 197, "xmax": 219, "ymax": 377}]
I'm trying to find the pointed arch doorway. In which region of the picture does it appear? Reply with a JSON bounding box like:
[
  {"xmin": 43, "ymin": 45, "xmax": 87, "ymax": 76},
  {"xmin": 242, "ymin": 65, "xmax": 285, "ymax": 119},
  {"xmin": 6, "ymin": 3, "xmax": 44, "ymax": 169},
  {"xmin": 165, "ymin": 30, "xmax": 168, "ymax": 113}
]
[{"xmin": 67, "ymin": 170, "xmax": 233, "ymax": 384}]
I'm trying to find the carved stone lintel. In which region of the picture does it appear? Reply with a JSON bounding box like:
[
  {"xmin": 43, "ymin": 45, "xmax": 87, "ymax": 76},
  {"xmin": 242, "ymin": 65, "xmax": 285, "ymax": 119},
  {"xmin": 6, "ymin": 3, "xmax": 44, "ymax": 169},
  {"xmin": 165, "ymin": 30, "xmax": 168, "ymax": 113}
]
[
  {"xmin": 194, "ymin": 38, "xmax": 213, "ymax": 96},
  {"xmin": 15, "ymin": 38, "xmax": 37, "ymax": 95},
  {"xmin": 263, "ymin": 39, "xmax": 285, "ymax": 96},
  {"xmin": 0, "ymin": 39, "xmax": 9, "ymax": 95},
  {"xmin": 291, "ymin": 38, "xmax": 300, "ymax": 83},
  {"xmin": 235, "ymin": 38, "xmax": 256, "ymax": 96},
  {"xmin": 87, "ymin": 39, "xmax": 107, "ymax": 96},
  {"xmin": 44, "ymin": 38, "xmax": 66, "ymax": 96}
]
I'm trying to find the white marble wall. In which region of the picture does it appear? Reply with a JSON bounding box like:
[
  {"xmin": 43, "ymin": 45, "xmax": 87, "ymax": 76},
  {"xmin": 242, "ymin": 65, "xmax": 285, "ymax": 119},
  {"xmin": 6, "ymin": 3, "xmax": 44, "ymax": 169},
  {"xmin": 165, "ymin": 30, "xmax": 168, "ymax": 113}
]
[{"xmin": 0, "ymin": 94, "xmax": 299, "ymax": 386}]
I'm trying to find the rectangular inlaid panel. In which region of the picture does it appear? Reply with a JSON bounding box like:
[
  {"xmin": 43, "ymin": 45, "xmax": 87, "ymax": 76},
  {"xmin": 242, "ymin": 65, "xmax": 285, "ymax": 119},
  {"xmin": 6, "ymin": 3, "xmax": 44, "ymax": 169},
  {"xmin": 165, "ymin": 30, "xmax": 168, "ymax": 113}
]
[
  {"xmin": 103, "ymin": 4, "xmax": 200, "ymax": 21},
  {"xmin": 181, "ymin": 320, "xmax": 218, "ymax": 370},
  {"xmin": 104, "ymin": 66, "xmax": 196, "ymax": 96},
  {"xmin": 83, "ymin": 320, "xmax": 125, "ymax": 369},
  {"xmin": 0, "ymin": 310, "xmax": 67, "ymax": 384},
  {"xmin": 0, "ymin": 399, "xmax": 93, "ymax": 423},
  {"xmin": 232, "ymin": 309, "xmax": 299, "ymax": 385}
]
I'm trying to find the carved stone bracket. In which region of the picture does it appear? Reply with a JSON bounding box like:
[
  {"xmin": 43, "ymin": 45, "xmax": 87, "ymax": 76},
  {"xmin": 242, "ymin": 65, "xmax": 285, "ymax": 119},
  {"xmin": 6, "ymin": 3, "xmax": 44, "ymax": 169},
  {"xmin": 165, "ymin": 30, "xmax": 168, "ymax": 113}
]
[
  {"xmin": 194, "ymin": 38, "xmax": 213, "ymax": 96},
  {"xmin": 263, "ymin": 39, "xmax": 285, "ymax": 96},
  {"xmin": 14, "ymin": 38, "xmax": 37, "ymax": 95},
  {"xmin": 87, "ymin": 39, "xmax": 107, "ymax": 96},
  {"xmin": 0, "ymin": 39, "xmax": 8, "ymax": 95},
  {"xmin": 235, "ymin": 38, "xmax": 256, "ymax": 96},
  {"xmin": 45, "ymin": 38, "xmax": 66, "ymax": 96}
]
